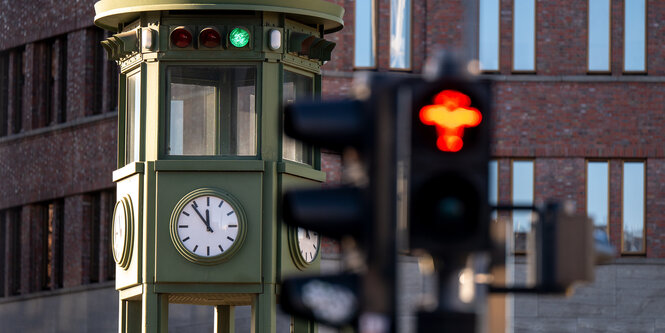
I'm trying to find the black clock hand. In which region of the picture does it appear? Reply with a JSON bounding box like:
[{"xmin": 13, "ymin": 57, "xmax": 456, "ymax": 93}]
[
  {"xmin": 306, "ymin": 229, "xmax": 310, "ymax": 239},
  {"xmin": 205, "ymin": 209, "xmax": 213, "ymax": 233},
  {"xmin": 192, "ymin": 204, "xmax": 213, "ymax": 232}
]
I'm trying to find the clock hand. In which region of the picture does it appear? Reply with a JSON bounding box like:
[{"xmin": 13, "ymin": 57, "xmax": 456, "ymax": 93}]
[
  {"xmin": 205, "ymin": 209, "xmax": 213, "ymax": 233},
  {"xmin": 192, "ymin": 204, "xmax": 213, "ymax": 232},
  {"xmin": 306, "ymin": 229, "xmax": 310, "ymax": 239}
]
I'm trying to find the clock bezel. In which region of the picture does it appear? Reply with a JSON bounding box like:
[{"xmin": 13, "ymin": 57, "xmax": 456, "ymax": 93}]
[
  {"xmin": 287, "ymin": 226, "xmax": 320, "ymax": 270},
  {"xmin": 169, "ymin": 188, "xmax": 247, "ymax": 265},
  {"xmin": 112, "ymin": 195, "xmax": 134, "ymax": 269}
]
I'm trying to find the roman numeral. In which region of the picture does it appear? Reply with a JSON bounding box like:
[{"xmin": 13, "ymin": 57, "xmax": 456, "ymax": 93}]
[
  {"xmin": 179, "ymin": 225, "xmax": 189, "ymax": 228},
  {"xmin": 182, "ymin": 237, "xmax": 190, "ymax": 242},
  {"xmin": 218, "ymin": 200, "xmax": 224, "ymax": 208},
  {"xmin": 227, "ymin": 236, "xmax": 234, "ymax": 242},
  {"xmin": 226, "ymin": 211, "xmax": 234, "ymax": 216},
  {"xmin": 193, "ymin": 245, "xmax": 199, "ymax": 252},
  {"xmin": 182, "ymin": 212, "xmax": 190, "ymax": 216}
]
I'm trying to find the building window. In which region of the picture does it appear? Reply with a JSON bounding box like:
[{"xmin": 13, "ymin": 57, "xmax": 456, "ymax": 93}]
[
  {"xmin": 126, "ymin": 71, "xmax": 140, "ymax": 163},
  {"xmin": 586, "ymin": 161, "xmax": 609, "ymax": 233},
  {"xmin": 0, "ymin": 212, "xmax": 5, "ymax": 297},
  {"xmin": 10, "ymin": 47, "xmax": 24, "ymax": 134},
  {"xmin": 512, "ymin": 160, "xmax": 533, "ymax": 252},
  {"xmin": 8, "ymin": 208, "xmax": 21, "ymax": 295},
  {"xmin": 86, "ymin": 193, "xmax": 101, "ymax": 283},
  {"xmin": 624, "ymin": 0, "xmax": 646, "ymax": 72},
  {"xmin": 512, "ymin": 0, "xmax": 536, "ymax": 71},
  {"xmin": 622, "ymin": 161, "xmax": 645, "ymax": 254},
  {"xmin": 588, "ymin": 0, "xmax": 611, "ymax": 72},
  {"xmin": 166, "ymin": 66, "xmax": 257, "ymax": 157},
  {"xmin": 282, "ymin": 70, "xmax": 313, "ymax": 165},
  {"xmin": 92, "ymin": 29, "xmax": 105, "ymax": 116},
  {"xmin": 0, "ymin": 52, "xmax": 8, "ymax": 137},
  {"xmin": 479, "ymin": 0, "xmax": 500, "ymax": 71},
  {"xmin": 489, "ymin": 160, "xmax": 498, "ymax": 219},
  {"xmin": 40, "ymin": 200, "xmax": 64, "ymax": 290},
  {"xmin": 104, "ymin": 191, "xmax": 116, "ymax": 281},
  {"xmin": 355, "ymin": 0, "xmax": 376, "ymax": 68},
  {"xmin": 390, "ymin": 0, "xmax": 411, "ymax": 69},
  {"xmin": 55, "ymin": 36, "xmax": 67, "ymax": 123}
]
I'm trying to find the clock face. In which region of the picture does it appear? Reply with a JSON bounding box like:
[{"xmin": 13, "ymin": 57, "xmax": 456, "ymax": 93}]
[
  {"xmin": 111, "ymin": 196, "xmax": 133, "ymax": 269},
  {"xmin": 297, "ymin": 227, "xmax": 319, "ymax": 263},
  {"xmin": 175, "ymin": 194, "xmax": 242, "ymax": 260}
]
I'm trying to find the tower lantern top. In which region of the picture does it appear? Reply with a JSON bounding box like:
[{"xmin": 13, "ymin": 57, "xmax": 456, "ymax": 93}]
[{"xmin": 94, "ymin": 0, "xmax": 344, "ymax": 33}]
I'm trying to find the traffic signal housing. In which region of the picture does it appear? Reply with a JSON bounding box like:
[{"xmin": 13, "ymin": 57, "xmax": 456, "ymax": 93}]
[{"xmin": 408, "ymin": 77, "xmax": 493, "ymax": 255}]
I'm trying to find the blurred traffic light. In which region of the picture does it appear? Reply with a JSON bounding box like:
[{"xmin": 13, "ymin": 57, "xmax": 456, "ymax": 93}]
[{"xmin": 409, "ymin": 76, "xmax": 493, "ymax": 256}]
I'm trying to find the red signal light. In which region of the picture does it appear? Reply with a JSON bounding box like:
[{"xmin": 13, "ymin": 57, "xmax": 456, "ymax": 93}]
[
  {"xmin": 170, "ymin": 27, "xmax": 192, "ymax": 48},
  {"xmin": 199, "ymin": 27, "xmax": 221, "ymax": 48},
  {"xmin": 419, "ymin": 90, "xmax": 482, "ymax": 152}
]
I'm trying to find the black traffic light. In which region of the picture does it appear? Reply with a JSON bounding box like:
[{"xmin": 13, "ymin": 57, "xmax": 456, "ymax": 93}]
[{"xmin": 408, "ymin": 75, "xmax": 493, "ymax": 255}]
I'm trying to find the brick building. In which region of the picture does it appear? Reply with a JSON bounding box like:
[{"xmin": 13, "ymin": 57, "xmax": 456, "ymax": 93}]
[{"xmin": 1, "ymin": 0, "xmax": 664, "ymax": 332}]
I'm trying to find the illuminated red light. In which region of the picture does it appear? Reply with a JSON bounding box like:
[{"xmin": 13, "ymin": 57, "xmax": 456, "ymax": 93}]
[
  {"xmin": 170, "ymin": 27, "xmax": 192, "ymax": 48},
  {"xmin": 419, "ymin": 90, "xmax": 482, "ymax": 152},
  {"xmin": 199, "ymin": 28, "xmax": 221, "ymax": 48}
]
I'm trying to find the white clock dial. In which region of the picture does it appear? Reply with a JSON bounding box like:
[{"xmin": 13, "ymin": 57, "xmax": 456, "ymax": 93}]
[
  {"xmin": 112, "ymin": 196, "xmax": 133, "ymax": 269},
  {"xmin": 297, "ymin": 227, "xmax": 319, "ymax": 263},
  {"xmin": 112, "ymin": 208, "xmax": 126, "ymax": 261},
  {"xmin": 176, "ymin": 195, "xmax": 240, "ymax": 258}
]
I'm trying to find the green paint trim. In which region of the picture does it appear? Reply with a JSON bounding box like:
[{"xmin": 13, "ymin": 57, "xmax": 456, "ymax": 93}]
[
  {"xmin": 154, "ymin": 160, "xmax": 265, "ymax": 171},
  {"xmin": 153, "ymin": 283, "xmax": 262, "ymax": 293},
  {"xmin": 94, "ymin": 0, "xmax": 344, "ymax": 33},
  {"xmin": 277, "ymin": 162, "xmax": 325, "ymax": 182},
  {"xmin": 112, "ymin": 195, "xmax": 135, "ymax": 269},
  {"xmin": 113, "ymin": 161, "xmax": 145, "ymax": 182},
  {"xmin": 169, "ymin": 187, "xmax": 248, "ymax": 265}
]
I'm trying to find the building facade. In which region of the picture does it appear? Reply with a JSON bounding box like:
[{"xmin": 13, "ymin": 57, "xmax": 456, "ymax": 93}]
[{"xmin": 0, "ymin": 0, "xmax": 664, "ymax": 332}]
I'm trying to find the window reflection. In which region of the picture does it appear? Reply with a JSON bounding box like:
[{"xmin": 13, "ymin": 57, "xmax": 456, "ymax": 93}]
[
  {"xmin": 390, "ymin": 0, "xmax": 411, "ymax": 69},
  {"xmin": 624, "ymin": 0, "xmax": 646, "ymax": 71},
  {"xmin": 479, "ymin": 0, "xmax": 499, "ymax": 71},
  {"xmin": 587, "ymin": 161, "xmax": 609, "ymax": 231},
  {"xmin": 513, "ymin": 0, "xmax": 536, "ymax": 71},
  {"xmin": 489, "ymin": 160, "xmax": 498, "ymax": 220},
  {"xmin": 166, "ymin": 66, "xmax": 257, "ymax": 157},
  {"xmin": 355, "ymin": 0, "xmax": 375, "ymax": 67},
  {"xmin": 512, "ymin": 160, "xmax": 533, "ymax": 252},
  {"xmin": 588, "ymin": 0, "xmax": 610, "ymax": 71},
  {"xmin": 622, "ymin": 161, "xmax": 644, "ymax": 253},
  {"xmin": 282, "ymin": 71, "xmax": 313, "ymax": 164}
]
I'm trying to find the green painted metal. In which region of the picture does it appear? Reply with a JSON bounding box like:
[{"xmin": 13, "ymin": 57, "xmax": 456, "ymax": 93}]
[{"xmin": 94, "ymin": 0, "xmax": 343, "ymax": 33}]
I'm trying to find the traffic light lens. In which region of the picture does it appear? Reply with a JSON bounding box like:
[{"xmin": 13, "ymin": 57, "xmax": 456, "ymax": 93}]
[
  {"xmin": 170, "ymin": 27, "xmax": 192, "ymax": 48},
  {"xmin": 229, "ymin": 27, "xmax": 250, "ymax": 48},
  {"xmin": 199, "ymin": 28, "xmax": 221, "ymax": 48},
  {"xmin": 419, "ymin": 90, "xmax": 482, "ymax": 152},
  {"xmin": 437, "ymin": 197, "xmax": 465, "ymax": 220}
]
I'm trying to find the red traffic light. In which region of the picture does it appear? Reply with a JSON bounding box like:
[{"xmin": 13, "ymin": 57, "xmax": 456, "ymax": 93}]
[
  {"xmin": 170, "ymin": 27, "xmax": 192, "ymax": 48},
  {"xmin": 419, "ymin": 90, "xmax": 482, "ymax": 152}
]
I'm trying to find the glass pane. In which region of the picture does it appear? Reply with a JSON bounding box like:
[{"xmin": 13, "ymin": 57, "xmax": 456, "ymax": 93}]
[
  {"xmin": 513, "ymin": 0, "xmax": 536, "ymax": 71},
  {"xmin": 166, "ymin": 66, "xmax": 257, "ymax": 156},
  {"xmin": 489, "ymin": 160, "xmax": 498, "ymax": 220},
  {"xmin": 390, "ymin": 0, "xmax": 411, "ymax": 69},
  {"xmin": 622, "ymin": 162, "xmax": 644, "ymax": 253},
  {"xmin": 512, "ymin": 161, "xmax": 533, "ymax": 252},
  {"xmin": 282, "ymin": 71, "xmax": 313, "ymax": 164},
  {"xmin": 624, "ymin": 0, "xmax": 646, "ymax": 71},
  {"xmin": 126, "ymin": 73, "xmax": 140, "ymax": 163},
  {"xmin": 479, "ymin": 0, "xmax": 500, "ymax": 71},
  {"xmin": 588, "ymin": 0, "xmax": 610, "ymax": 71},
  {"xmin": 355, "ymin": 0, "xmax": 375, "ymax": 67},
  {"xmin": 587, "ymin": 162, "xmax": 609, "ymax": 230}
]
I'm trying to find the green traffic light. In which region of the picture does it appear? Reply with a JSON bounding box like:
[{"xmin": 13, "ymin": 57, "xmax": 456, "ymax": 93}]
[{"xmin": 229, "ymin": 27, "xmax": 250, "ymax": 48}]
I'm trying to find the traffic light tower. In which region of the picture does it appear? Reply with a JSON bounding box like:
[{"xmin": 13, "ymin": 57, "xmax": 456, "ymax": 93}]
[{"xmin": 94, "ymin": 1, "xmax": 343, "ymax": 332}]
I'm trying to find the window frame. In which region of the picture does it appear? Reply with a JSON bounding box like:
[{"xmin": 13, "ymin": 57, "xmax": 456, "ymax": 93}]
[
  {"xmin": 587, "ymin": 0, "xmax": 612, "ymax": 73},
  {"xmin": 479, "ymin": 0, "xmax": 501, "ymax": 73},
  {"xmin": 623, "ymin": 0, "xmax": 647, "ymax": 73},
  {"xmin": 122, "ymin": 66, "xmax": 142, "ymax": 166},
  {"xmin": 389, "ymin": 0, "xmax": 413, "ymax": 71},
  {"xmin": 585, "ymin": 159, "xmax": 610, "ymax": 235},
  {"xmin": 621, "ymin": 160, "xmax": 646, "ymax": 255},
  {"xmin": 354, "ymin": 0, "xmax": 378, "ymax": 69},
  {"xmin": 159, "ymin": 62, "xmax": 262, "ymax": 161},
  {"xmin": 512, "ymin": 0, "xmax": 537, "ymax": 73},
  {"xmin": 511, "ymin": 158, "xmax": 535, "ymax": 254}
]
